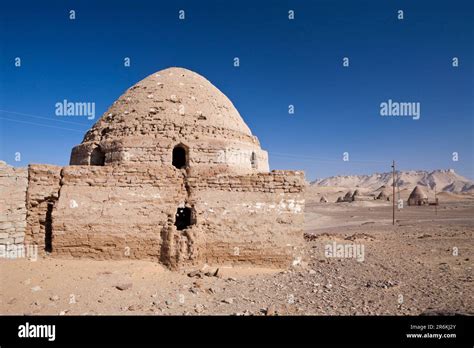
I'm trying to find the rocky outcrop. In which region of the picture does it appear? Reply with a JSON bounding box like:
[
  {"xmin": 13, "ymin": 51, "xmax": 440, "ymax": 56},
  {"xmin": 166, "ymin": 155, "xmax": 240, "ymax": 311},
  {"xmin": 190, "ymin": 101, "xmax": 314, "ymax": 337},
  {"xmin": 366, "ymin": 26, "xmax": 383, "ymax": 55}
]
[{"xmin": 311, "ymin": 169, "xmax": 473, "ymax": 193}]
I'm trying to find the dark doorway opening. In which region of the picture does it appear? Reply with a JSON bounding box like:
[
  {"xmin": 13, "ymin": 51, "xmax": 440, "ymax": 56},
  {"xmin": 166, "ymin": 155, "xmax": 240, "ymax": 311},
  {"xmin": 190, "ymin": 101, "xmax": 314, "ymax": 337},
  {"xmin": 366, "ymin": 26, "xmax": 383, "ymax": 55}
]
[
  {"xmin": 90, "ymin": 146, "xmax": 105, "ymax": 166},
  {"xmin": 175, "ymin": 207, "xmax": 192, "ymax": 230},
  {"xmin": 44, "ymin": 202, "xmax": 53, "ymax": 252},
  {"xmin": 172, "ymin": 145, "xmax": 187, "ymax": 169}
]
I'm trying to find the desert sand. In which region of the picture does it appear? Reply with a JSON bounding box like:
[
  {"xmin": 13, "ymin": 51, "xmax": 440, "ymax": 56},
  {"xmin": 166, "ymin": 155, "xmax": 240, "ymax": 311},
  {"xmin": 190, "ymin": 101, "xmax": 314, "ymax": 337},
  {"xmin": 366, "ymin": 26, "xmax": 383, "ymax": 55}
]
[{"xmin": 1, "ymin": 191, "xmax": 472, "ymax": 316}]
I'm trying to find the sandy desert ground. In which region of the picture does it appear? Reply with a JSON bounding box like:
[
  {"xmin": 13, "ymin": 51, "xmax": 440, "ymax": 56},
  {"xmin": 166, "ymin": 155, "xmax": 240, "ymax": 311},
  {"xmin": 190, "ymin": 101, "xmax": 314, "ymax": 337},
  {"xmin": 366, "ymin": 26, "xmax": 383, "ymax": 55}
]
[{"xmin": 1, "ymin": 193, "xmax": 473, "ymax": 316}]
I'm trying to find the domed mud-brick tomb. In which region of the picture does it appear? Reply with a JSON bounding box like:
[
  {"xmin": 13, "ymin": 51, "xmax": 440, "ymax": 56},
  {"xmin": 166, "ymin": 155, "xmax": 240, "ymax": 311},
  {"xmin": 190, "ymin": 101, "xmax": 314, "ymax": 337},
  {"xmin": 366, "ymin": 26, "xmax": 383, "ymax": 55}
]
[
  {"xmin": 23, "ymin": 67, "xmax": 305, "ymax": 269},
  {"xmin": 70, "ymin": 67, "xmax": 269, "ymax": 173}
]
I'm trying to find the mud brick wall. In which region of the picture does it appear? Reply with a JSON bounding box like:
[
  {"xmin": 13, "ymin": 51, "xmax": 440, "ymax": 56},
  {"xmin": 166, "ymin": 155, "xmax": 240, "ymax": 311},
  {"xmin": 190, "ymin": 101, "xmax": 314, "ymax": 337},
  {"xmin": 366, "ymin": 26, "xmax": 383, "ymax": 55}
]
[
  {"xmin": 0, "ymin": 162, "xmax": 28, "ymax": 249},
  {"xmin": 25, "ymin": 164, "xmax": 62, "ymax": 253},
  {"xmin": 23, "ymin": 162, "xmax": 304, "ymax": 269},
  {"xmin": 51, "ymin": 165, "xmax": 187, "ymax": 262},
  {"xmin": 186, "ymin": 170, "xmax": 306, "ymax": 268},
  {"xmin": 71, "ymin": 135, "xmax": 269, "ymax": 174}
]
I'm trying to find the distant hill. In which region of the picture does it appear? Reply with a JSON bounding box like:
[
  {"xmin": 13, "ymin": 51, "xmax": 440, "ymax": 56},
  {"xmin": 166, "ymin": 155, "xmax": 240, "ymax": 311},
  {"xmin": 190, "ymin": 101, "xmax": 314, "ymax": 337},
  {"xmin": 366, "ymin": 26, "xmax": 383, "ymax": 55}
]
[{"xmin": 310, "ymin": 169, "xmax": 474, "ymax": 193}]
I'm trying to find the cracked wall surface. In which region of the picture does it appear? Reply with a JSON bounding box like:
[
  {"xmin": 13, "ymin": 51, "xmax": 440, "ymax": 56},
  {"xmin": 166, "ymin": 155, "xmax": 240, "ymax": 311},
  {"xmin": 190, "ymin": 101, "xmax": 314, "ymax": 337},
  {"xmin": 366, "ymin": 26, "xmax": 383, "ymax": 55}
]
[
  {"xmin": 15, "ymin": 163, "xmax": 305, "ymax": 269},
  {"xmin": 25, "ymin": 164, "xmax": 62, "ymax": 255},
  {"xmin": 0, "ymin": 162, "xmax": 28, "ymax": 250}
]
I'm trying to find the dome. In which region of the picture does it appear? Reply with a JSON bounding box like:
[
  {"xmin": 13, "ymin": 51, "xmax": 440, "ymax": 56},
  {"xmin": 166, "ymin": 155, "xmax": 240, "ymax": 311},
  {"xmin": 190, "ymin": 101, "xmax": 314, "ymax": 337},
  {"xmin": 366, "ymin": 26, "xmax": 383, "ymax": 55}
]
[
  {"xmin": 407, "ymin": 185, "xmax": 429, "ymax": 206},
  {"xmin": 70, "ymin": 67, "xmax": 269, "ymax": 173},
  {"xmin": 408, "ymin": 186, "xmax": 428, "ymax": 200}
]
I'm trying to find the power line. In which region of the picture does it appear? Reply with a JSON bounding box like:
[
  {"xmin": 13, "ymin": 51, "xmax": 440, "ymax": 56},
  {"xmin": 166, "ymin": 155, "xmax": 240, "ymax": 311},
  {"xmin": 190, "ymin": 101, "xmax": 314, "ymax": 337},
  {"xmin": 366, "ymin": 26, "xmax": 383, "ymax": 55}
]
[
  {"xmin": 272, "ymin": 152, "xmax": 388, "ymax": 164},
  {"xmin": 0, "ymin": 110, "xmax": 393, "ymax": 166},
  {"xmin": 0, "ymin": 109, "xmax": 91, "ymax": 126},
  {"xmin": 0, "ymin": 117, "xmax": 86, "ymax": 133},
  {"xmin": 392, "ymin": 160, "xmax": 396, "ymax": 225}
]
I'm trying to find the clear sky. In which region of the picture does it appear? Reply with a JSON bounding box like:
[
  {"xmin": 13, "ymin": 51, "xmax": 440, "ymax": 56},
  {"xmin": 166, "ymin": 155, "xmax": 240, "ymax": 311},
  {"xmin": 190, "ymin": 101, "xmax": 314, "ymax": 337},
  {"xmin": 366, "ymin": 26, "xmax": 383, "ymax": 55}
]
[{"xmin": 0, "ymin": 0, "xmax": 473, "ymax": 181}]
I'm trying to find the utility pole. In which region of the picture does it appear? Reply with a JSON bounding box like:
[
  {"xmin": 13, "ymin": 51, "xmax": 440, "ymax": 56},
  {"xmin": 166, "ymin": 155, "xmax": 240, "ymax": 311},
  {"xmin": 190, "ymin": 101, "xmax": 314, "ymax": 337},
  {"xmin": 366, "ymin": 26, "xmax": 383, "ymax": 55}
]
[
  {"xmin": 392, "ymin": 160, "xmax": 395, "ymax": 225},
  {"xmin": 435, "ymin": 187, "xmax": 438, "ymax": 216}
]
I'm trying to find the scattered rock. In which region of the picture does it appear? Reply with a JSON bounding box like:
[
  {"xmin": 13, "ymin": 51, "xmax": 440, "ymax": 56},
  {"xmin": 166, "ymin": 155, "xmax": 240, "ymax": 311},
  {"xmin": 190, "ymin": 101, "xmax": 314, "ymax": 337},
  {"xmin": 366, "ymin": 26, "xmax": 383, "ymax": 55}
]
[
  {"xmin": 127, "ymin": 304, "xmax": 142, "ymax": 311},
  {"xmin": 193, "ymin": 280, "xmax": 203, "ymax": 289},
  {"xmin": 194, "ymin": 304, "xmax": 205, "ymax": 313},
  {"xmin": 204, "ymin": 268, "xmax": 220, "ymax": 277},
  {"xmin": 97, "ymin": 271, "xmax": 112, "ymax": 276},
  {"xmin": 266, "ymin": 304, "xmax": 276, "ymax": 316},
  {"xmin": 345, "ymin": 233, "xmax": 375, "ymax": 241},
  {"xmin": 169, "ymin": 94, "xmax": 179, "ymax": 103},
  {"xmin": 366, "ymin": 280, "xmax": 398, "ymax": 289},
  {"xmin": 187, "ymin": 270, "xmax": 202, "ymax": 278},
  {"xmin": 115, "ymin": 283, "xmax": 133, "ymax": 291}
]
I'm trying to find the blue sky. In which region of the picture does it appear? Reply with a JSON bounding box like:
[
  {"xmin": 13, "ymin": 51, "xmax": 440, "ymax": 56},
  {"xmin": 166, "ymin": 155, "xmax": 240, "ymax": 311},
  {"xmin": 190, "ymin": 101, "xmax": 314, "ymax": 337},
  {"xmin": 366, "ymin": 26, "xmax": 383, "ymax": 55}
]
[{"xmin": 0, "ymin": 0, "xmax": 472, "ymax": 181}]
